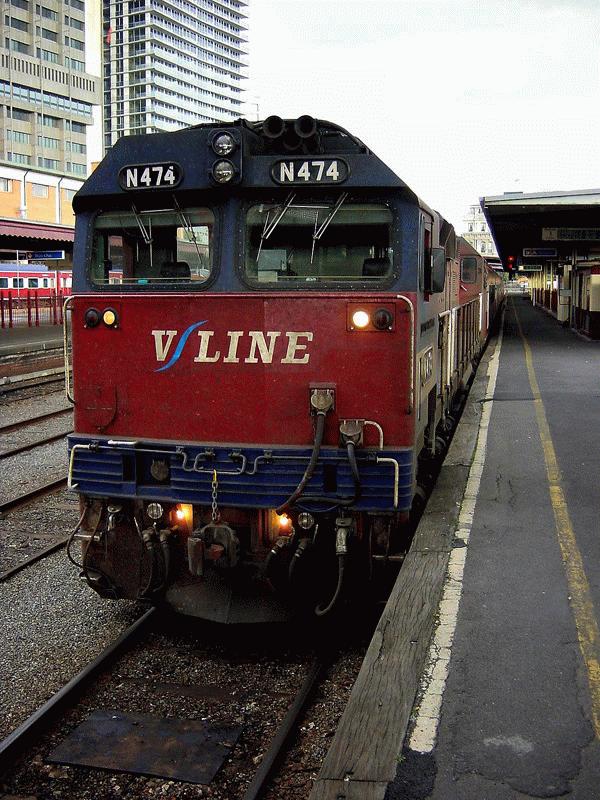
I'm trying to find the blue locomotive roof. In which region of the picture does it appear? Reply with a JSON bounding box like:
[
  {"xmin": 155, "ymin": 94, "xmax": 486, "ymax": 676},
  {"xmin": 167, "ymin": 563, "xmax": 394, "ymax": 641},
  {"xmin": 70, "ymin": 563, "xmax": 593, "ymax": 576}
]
[{"xmin": 74, "ymin": 117, "xmax": 421, "ymax": 210}]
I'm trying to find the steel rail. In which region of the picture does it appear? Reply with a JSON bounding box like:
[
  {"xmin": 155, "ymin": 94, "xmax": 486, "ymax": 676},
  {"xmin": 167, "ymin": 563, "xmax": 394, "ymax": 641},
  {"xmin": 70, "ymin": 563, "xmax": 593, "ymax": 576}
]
[
  {"xmin": 242, "ymin": 655, "xmax": 328, "ymax": 800},
  {"xmin": 0, "ymin": 608, "xmax": 156, "ymax": 776},
  {"xmin": 0, "ymin": 408, "xmax": 72, "ymax": 434},
  {"xmin": 0, "ymin": 429, "xmax": 73, "ymax": 459},
  {"xmin": 0, "ymin": 375, "xmax": 65, "ymax": 396},
  {"xmin": 0, "ymin": 537, "xmax": 69, "ymax": 584},
  {"xmin": 0, "ymin": 477, "xmax": 67, "ymax": 514}
]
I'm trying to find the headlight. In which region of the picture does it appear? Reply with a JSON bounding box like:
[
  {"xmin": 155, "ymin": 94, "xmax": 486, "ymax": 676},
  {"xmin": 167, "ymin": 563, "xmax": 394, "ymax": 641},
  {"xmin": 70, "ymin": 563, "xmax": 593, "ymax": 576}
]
[
  {"xmin": 212, "ymin": 133, "xmax": 235, "ymax": 156},
  {"xmin": 212, "ymin": 160, "xmax": 235, "ymax": 184},
  {"xmin": 84, "ymin": 308, "xmax": 101, "ymax": 328},
  {"xmin": 102, "ymin": 308, "xmax": 118, "ymax": 327},
  {"xmin": 297, "ymin": 512, "xmax": 315, "ymax": 530},
  {"xmin": 351, "ymin": 310, "xmax": 370, "ymax": 329},
  {"xmin": 146, "ymin": 502, "xmax": 163, "ymax": 521}
]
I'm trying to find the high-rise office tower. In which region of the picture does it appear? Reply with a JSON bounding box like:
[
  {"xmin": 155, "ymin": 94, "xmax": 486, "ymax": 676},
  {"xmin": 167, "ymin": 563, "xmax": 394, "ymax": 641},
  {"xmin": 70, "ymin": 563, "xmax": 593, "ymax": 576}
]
[
  {"xmin": 0, "ymin": 0, "xmax": 102, "ymax": 180},
  {"xmin": 103, "ymin": 0, "xmax": 248, "ymax": 149}
]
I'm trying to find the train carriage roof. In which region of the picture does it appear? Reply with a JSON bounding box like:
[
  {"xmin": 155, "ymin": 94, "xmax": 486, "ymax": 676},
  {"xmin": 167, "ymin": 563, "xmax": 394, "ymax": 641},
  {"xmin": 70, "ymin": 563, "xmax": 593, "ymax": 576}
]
[{"xmin": 74, "ymin": 118, "xmax": 428, "ymax": 212}]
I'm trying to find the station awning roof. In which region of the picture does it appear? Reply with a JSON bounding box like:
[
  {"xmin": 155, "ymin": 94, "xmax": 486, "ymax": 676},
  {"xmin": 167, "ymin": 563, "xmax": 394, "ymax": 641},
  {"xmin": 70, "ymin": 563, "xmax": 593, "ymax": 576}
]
[
  {"xmin": 0, "ymin": 218, "xmax": 74, "ymax": 242},
  {"xmin": 481, "ymin": 189, "xmax": 600, "ymax": 268}
]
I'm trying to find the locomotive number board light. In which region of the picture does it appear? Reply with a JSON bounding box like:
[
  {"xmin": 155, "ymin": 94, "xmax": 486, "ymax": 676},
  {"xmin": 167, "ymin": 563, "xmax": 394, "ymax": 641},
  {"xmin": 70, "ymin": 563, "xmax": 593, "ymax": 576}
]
[
  {"xmin": 118, "ymin": 162, "xmax": 182, "ymax": 191},
  {"xmin": 271, "ymin": 158, "xmax": 349, "ymax": 185},
  {"xmin": 347, "ymin": 303, "xmax": 395, "ymax": 332}
]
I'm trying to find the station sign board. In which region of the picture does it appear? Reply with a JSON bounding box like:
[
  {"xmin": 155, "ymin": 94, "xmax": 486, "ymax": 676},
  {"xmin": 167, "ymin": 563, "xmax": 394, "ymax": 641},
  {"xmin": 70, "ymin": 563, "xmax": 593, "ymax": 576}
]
[
  {"xmin": 542, "ymin": 228, "xmax": 600, "ymax": 241},
  {"xmin": 523, "ymin": 247, "xmax": 557, "ymax": 257},
  {"xmin": 518, "ymin": 264, "xmax": 542, "ymax": 272},
  {"xmin": 27, "ymin": 250, "xmax": 66, "ymax": 260}
]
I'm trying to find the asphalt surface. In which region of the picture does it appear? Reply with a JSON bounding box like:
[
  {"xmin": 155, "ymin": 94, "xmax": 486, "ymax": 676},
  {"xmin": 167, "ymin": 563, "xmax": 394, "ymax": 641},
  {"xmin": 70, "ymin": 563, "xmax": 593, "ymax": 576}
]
[
  {"xmin": 389, "ymin": 296, "xmax": 600, "ymax": 799},
  {"xmin": 0, "ymin": 324, "xmax": 63, "ymax": 355}
]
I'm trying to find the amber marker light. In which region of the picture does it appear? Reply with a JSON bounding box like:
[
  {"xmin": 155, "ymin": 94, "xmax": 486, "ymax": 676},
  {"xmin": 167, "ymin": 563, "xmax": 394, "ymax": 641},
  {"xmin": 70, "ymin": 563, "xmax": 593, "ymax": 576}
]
[
  {"xmin": 102, "ymin": 308, "xmax": 118, "ymax": 327},
  {"xmin": 352, "ymin": 310, "xmax": 370, "ymax": 329},
  {"xmin": 277, "ymin": 513, "xmax": 292, "ymax": 533},
  {"xmin": 173, "ymin": 503, "xmax": 193, "ymax": 530}
]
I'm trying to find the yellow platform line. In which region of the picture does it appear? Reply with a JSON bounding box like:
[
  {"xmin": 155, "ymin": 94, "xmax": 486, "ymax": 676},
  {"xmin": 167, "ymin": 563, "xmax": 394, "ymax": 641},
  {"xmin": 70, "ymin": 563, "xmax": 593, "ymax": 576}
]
[{"xmin": 512, "ymin": 299, "xmax": 600, "ymax": 738}]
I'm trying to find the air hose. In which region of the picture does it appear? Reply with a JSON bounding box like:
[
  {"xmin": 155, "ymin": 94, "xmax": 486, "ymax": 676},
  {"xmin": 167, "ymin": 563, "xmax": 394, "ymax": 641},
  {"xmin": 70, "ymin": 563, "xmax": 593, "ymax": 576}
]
[
  {"xmin": 276, "ymin": 411, "xmax": 327, "ymax": 514},
  {"xmin": 295, "ymin": 439, "xmax": 362, "ymax": 509}
]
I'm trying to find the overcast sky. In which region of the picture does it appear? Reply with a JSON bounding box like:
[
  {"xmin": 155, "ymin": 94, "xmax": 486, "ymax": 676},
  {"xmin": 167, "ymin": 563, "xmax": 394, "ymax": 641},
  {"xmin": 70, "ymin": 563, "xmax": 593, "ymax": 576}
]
[{"xmin": 247, "ymin": 0, "xmax": 600, "ymax": 229}]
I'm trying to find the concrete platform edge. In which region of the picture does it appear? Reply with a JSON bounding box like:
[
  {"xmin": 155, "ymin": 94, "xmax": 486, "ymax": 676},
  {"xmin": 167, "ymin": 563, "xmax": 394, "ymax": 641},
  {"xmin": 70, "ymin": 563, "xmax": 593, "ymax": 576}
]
[{"xmin": 309, "ymin": 333, "xmax": 500, "ymax": 800}]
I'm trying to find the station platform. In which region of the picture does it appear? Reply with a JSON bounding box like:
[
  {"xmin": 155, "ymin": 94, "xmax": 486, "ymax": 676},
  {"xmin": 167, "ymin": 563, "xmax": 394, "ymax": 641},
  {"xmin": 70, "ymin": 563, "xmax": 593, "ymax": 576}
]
[
  {"xmin": 0, "ymin": 324, "xmax": 63, "ymax": 356},
  {"xmin": 390, "ymin": 295, "xmax": 600, "ymax": 798}
]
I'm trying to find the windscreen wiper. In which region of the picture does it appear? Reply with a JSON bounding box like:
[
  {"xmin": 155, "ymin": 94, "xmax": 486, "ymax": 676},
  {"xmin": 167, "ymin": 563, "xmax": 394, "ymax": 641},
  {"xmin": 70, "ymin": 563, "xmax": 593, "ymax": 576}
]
[
  {"xmin": 173, "ymin": 196, "xmax": 204, "ymax": 264},
  {"xmin": 313, "ymin": 193, "xmax": 348, "ymax": 242},
  {"xmin": 131, "ymin": 204, "xmax": 152, "ymax": 245}
]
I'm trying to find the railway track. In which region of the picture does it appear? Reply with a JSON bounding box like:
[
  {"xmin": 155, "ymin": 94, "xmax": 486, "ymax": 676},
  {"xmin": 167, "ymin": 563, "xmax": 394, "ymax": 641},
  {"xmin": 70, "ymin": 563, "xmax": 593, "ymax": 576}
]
[
  {"xmin": 0, "ymin": 609, "xmax": 332, "ymax": 799},
  {"xmin": 0, "ymin": 406, "xmax": 72, "ymax": 434},
  {"xmin": 0, "ymin": 477, "xmax": 68, "ymax": 515}
]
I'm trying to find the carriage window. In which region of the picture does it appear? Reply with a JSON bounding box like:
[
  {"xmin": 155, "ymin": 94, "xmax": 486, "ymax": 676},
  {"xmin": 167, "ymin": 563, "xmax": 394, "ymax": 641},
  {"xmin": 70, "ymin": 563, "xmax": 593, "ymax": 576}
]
[
  {"xmin": 90, "ymin": 207, "xmax": 214, "ymax": 287},
  {"xmin": 244, "ymin": 200, "xmax": 393, "ymax": 285},
  {"xmin": 461, "ymin": 256, "xmax": 478, "ymax": 283}
]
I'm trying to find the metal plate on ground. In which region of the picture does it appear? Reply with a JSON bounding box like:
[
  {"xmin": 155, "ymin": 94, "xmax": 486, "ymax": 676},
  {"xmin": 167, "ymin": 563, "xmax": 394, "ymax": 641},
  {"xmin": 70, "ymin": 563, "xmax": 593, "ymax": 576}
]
[{"xmin": 48, "ymin": 710, "xmax": 241, "ymax": 784}]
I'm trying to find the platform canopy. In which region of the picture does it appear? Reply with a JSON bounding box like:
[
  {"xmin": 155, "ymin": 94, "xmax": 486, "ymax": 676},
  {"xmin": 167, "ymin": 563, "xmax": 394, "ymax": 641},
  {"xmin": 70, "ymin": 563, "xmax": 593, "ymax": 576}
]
[{"xmin": 481, "ymin": 189, "xmax": 600, "ymax": 270}]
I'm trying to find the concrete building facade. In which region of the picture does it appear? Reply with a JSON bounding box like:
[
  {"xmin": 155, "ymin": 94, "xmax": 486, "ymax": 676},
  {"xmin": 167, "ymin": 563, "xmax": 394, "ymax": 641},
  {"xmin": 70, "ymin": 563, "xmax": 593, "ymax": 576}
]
[
  {"xmin": 462, "ymin": 203, "xmax": 498, "ymax": 259},
  {"xmin": 0, "ymin": 0, "xmax": 102, "ymax": 258},
  {"xmin": 103, "ymin": 0, "xmax": 248, "ymax": 148}
]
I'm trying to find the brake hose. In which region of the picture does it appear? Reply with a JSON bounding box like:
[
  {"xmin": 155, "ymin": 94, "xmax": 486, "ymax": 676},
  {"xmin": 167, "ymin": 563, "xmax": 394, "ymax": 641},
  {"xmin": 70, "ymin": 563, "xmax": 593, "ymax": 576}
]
[
  {"xmin": 276, "ymin": 411, "xmax": 327, "ymax": 514},
  {"xmin": 295, "ymin": 439, "xmax": 362, "ymax": 508}
]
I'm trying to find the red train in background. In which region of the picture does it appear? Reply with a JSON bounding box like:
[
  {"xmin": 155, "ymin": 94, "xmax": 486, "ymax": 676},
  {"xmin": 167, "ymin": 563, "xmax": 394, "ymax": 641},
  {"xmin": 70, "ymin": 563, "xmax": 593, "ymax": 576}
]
[
  {"xmin": 0, "ymin": 266, "xmax": 72, "ymax": 297},
  {"xmin": 66, "ymin": 116, "xmax": 504, "ymax": 622}
]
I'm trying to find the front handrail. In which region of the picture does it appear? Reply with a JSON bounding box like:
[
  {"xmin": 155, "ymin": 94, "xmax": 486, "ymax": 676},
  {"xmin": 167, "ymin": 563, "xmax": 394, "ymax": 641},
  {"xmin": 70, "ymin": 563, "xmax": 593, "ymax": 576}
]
[{"xmin": 63, "ymin": 295, "xmax": 75, "ymax": 404}]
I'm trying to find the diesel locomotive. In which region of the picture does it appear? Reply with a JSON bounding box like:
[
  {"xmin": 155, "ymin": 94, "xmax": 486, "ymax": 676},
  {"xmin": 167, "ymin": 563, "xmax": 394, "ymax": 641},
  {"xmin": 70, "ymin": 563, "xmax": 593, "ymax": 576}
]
[{"xmin": 66, "ymin": 116, "xmax": 503, "ymax": 622}]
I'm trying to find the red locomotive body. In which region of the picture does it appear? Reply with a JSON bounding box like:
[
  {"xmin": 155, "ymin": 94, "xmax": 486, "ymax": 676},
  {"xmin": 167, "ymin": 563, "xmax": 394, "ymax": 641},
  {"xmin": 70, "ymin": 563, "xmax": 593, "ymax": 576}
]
[{"xmin": 66, "ymin": 117, "xmax": 503, "ymax": 622}]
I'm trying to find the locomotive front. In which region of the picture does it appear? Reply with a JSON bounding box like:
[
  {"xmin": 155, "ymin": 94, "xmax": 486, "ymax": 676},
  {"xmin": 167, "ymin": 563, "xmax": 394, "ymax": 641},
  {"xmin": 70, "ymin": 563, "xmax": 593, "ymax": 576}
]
[{"xmin": 67, "ymin": 117, "xmax": 423, "ymax": 622}]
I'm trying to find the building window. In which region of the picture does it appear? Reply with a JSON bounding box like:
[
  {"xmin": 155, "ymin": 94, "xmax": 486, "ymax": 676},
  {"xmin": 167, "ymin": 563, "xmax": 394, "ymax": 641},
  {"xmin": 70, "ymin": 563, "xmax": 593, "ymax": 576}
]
[
  {"xmin": 37, "ymin": 113, "xmax": 61, "ymax": 128},
  {"xmin": 37, "ymin": 47, "xmax": 59, "ymax": 63},
  {"xmin": 28, "ymin": 277, "xmax": 39, "ymax": 288},
  {"xmin": 7, "ymin": 16, "xmax": 29, "ymax": 32},
  {"xmin": 41, "ymin": 27, "xmax": 58, "ymax": 42},
  {"xmin": 37, "ymin": 156, "xmax": 59, "ymax": 169},
  {"xmin": 66, "ymin": 120, "xmax": 85, "ymax": 134},
  {"xmin": 8, "ymin": 39, "xmax": 30, "ymax": 54},
  {"xmin": 468, "ymin": 224, "xmax": 473, "ymax": 232},
  {"xmin": 11, "ymin": 0, "xmax": 29, "ymax": 9},
  {"xmin": 37, "ymin": 135, "xmax": 60, "ymax": 148},
  {"xmin": 0, "ymin": 178, "xmax": 11, "ymax": 192},
  {"xmin": 481, "ymin": 224, "xmax": 486, "ymax": 232},
  {"xmin": 8, "ymin": 152, "xmax": 31, "ymax": 165},
  {"xmin": 31, "ymin": 183, "xmax": 49, "ymax": 198},
  {"xmin": 63, "ymin": 188, "xmax": 76, "ymax": 200},
  {"xmin": 66, "ymin": 161, "xmax": 86, "ymax": 176},
  {"xmin": 7, "ymin": 129, "xmax": 30, "ymax": 143},
  {"xmin": 7, "ymin": 107, "xmax": 31, "ymax": 121},
  {"xmin": 36, "ymin": 4, "xmax": 58, "ymax": 20},
  {"xmin": 66, "ymin": 140, "xmax": 86, "ymax": 154}
]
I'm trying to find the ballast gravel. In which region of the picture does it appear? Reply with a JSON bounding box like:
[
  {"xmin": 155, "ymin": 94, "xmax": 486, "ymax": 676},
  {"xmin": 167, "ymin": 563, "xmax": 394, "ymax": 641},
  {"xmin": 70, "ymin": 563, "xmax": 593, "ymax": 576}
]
[
  {"xmin": 0, "ymin": 387, "xmax": 68, "ymax": 428},
  {"xmin": 0, "ymin": 552, "xmax": 143, "ymax": 740}
]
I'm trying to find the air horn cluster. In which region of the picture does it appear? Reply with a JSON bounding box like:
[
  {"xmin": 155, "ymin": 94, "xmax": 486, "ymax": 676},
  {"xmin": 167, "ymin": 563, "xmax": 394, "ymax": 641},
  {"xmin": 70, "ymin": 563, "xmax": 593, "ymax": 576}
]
[{"xmin": 261, "ymin": 115, "xmax": 321, "ymax": 153}]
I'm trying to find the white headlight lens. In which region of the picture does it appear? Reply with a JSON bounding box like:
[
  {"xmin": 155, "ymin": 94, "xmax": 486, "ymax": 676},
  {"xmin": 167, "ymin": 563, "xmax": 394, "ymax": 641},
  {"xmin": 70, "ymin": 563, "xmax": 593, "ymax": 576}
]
[
  {"xmin": 212, "ymin": 160, "xmax": 235, "ymax": 183},
  {"xmin": 352, "ymin": 310, "xmax": 370, "ymax": 329},
  {"xmin": 146, "ymin": 502, "xmax": 163, "ymax": 520},
  {"xmin": 213, "ymin": 133, "xmax": 235, "ymax": 156},
  {"xmin": 297, "ymin": 512, "xmax": 315, "ymax": 530}
]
